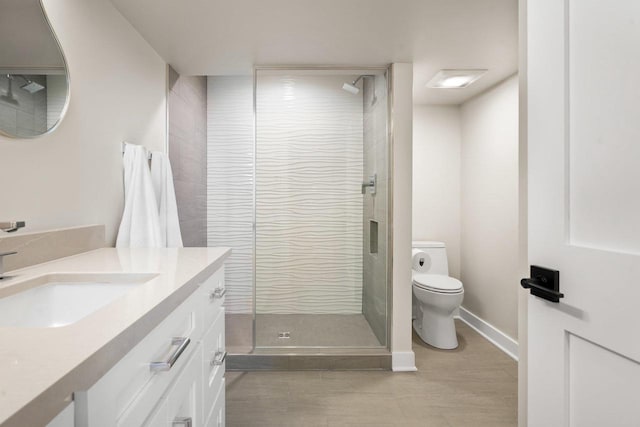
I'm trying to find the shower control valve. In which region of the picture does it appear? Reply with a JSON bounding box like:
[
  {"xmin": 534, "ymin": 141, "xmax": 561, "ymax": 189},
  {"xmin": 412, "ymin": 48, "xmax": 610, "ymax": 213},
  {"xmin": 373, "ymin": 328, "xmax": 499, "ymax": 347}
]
[{"xmin": 361, "ymin": 174, "xmax": 377, "ymax": 195}]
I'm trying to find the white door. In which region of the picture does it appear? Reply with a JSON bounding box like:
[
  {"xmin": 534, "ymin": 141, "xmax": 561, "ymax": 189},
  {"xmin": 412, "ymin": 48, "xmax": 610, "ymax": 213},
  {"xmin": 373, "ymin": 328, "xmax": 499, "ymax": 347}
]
[{"xmin": 527, "ymin": 0, "xmax": 640, "ymax": 426}]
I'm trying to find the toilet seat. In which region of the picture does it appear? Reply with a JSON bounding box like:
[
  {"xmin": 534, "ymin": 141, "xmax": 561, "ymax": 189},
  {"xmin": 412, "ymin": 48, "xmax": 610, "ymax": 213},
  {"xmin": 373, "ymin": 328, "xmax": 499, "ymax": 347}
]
[{"xmin": 413, "ymin": 273, "xmax": 463, "ymax": 294}]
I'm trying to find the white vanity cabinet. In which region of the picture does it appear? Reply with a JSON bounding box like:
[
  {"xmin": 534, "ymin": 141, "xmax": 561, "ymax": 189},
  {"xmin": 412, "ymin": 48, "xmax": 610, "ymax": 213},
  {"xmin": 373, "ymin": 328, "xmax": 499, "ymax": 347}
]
[{"xmin": 75, "ymin": 266, "xmax": 226, "ymax": 427}]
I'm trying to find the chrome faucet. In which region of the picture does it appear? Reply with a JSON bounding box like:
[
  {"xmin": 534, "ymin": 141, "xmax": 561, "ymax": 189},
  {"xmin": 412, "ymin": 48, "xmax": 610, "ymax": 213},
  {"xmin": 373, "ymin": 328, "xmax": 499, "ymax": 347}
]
[
  {"xmin": 361, "ymin": 174, "xmax": 377, "ymax": 195},
  {"xmin": 0, "ymin": 221, "xmax": 25, "ymax": 233},
  {"xmin": 0, "ymin": 251, "xmax": 17, "ymax": 280}
]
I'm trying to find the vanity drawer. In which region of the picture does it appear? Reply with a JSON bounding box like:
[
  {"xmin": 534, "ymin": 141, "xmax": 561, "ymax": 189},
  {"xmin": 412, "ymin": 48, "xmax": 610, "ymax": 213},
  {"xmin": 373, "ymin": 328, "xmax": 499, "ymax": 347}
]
[
  {"xmin": 201, "ymin": 266, "xmax": 225, "ymax": 328},
  {"xmin": 143, "ymin": 342, "xmax": 203, "ymax": 427},
  {"xmin": 202, "ymin": 308, "xmax": 225, "ymax": 415},
  {"xmin": 78, "ymin": 288, "xmax": 203, "ymax": 427},
  {"xmin": 205, "ymin": 378, "xmax": 225, "ymax": 427}
]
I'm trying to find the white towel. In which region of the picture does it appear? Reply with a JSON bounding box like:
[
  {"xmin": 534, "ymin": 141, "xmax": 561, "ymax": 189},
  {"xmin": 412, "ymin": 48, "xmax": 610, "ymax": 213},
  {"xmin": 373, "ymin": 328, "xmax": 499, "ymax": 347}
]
[
  {"xmin": 116, "ymin": 145, "xmax": 162, "ymax": 248},
  {"xmin": 151, "ymin": 151, "xmax": 183, "ymax": 248}
]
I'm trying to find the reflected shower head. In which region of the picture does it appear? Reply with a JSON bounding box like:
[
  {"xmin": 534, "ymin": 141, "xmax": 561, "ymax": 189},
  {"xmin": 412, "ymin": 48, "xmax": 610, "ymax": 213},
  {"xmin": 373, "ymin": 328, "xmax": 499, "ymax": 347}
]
[
  {"xmin": 21, "ymin": 81, "xmax": 45, "ymax": 94},
  {"xmin": 19, "ymin": 78, "xmax": 45, "ymax": 94},
  {"xmin": 6, "ymin": 75, "xmax": 46, "ymax": 94}
]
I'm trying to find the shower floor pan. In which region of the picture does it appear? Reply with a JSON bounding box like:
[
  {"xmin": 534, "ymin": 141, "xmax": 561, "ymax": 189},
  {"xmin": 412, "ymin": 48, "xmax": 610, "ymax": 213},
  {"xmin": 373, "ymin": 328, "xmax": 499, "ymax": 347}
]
[{"xmin": 226, "ymin": 313, "xmax": 391, "ymax": 370}]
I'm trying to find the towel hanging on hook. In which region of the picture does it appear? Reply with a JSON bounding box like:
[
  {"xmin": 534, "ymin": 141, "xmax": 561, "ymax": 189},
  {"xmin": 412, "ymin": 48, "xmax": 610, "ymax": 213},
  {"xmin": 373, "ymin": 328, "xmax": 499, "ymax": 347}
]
[{"xmin": 122, "ymin": 141, "xmax": 152, "ymax": 160}]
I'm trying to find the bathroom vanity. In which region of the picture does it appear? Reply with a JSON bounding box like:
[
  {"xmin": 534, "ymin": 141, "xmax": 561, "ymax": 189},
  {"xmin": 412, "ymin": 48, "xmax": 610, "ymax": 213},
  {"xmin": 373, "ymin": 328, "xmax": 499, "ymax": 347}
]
[{"xmin": 0, "ymin": 247, "xmax": 230, "ymax": 427}]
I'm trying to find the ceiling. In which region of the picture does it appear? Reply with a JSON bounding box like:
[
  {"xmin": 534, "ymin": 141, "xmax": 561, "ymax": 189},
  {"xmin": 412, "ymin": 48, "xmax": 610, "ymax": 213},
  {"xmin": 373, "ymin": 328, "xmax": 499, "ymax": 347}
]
[{"xmin": 109, "ymin": 0, "xmax": 518, "ymax": 105}]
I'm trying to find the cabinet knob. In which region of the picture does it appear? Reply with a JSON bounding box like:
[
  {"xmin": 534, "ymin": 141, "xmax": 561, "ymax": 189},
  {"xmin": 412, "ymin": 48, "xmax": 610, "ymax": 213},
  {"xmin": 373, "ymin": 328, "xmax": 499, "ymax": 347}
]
[
  {"xmin": 209, "ymin": 287, "xmax": 227, "ymax": 300},
  {"xmin": 210, "ymin": 350, "xmax": 227, "ymax": 367}
]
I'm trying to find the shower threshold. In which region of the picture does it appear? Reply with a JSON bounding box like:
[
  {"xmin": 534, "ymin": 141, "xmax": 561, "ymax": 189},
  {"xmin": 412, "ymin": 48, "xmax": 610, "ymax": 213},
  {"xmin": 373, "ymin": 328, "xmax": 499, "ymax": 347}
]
[{"xmin": 226, "ymin": 347, "xmax": 391, "ymax": 371}]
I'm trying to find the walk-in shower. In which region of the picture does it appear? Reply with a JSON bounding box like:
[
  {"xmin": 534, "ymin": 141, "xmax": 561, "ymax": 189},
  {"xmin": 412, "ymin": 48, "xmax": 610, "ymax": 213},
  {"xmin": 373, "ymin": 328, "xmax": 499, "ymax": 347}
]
[{"xmin": 205, "ymin": 67, "xmax": 392, "ymax": 368}]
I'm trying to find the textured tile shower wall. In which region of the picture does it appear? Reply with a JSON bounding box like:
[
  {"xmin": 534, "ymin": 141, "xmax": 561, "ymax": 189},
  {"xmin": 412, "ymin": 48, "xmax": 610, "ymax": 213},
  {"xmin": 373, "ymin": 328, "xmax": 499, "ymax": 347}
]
[
  {"xmin": 207, "ymin": 74, "xmax": 365, "ymax": 315},
  {"xmin": 207, "ymin": 76, "xmax": 254, "ymax": 314},
  {"xmin": 255, "ymin": 74, "xmax": 363, "ymax": 314}
]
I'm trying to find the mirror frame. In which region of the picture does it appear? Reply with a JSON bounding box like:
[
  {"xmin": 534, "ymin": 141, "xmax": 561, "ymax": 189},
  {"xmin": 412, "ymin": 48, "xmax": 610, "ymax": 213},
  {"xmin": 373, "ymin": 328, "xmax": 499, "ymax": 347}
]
[{"xmin": 0, "ymin": 0, "xmax": 71, "ymax": 139}]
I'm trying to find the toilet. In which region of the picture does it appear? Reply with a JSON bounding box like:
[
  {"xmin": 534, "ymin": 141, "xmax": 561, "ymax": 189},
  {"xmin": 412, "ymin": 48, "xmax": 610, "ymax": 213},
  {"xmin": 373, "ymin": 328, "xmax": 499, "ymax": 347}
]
[{"xmin": 412, "ymin": 241, "xmax": 464, "ymax": 349}]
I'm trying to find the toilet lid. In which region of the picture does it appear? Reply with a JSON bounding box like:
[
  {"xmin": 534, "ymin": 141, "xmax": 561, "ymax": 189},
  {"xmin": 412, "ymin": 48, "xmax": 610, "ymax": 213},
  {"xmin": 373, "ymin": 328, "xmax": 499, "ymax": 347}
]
[{"xmin": 413, "ymin": 273, "xmax": 463, "ymax": 293}]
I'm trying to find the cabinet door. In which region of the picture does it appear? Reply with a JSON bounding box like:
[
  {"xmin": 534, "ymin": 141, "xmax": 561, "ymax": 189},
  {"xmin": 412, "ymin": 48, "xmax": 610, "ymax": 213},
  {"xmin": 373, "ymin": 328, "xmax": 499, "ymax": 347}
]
[
  {"xmin": 202, "ymin": 308, "xmax": 225, "ymax": 418},
  {"xmin": 204, "ymin": 379, "xmax": 225, "ymax": 427}
]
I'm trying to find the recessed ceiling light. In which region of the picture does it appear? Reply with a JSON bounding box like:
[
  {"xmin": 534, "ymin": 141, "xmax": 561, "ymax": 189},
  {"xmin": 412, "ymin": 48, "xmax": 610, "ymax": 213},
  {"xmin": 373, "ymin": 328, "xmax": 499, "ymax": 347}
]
[{"xmin": 426, "ymin": 69, "xmax": 488, "ymax": 89}]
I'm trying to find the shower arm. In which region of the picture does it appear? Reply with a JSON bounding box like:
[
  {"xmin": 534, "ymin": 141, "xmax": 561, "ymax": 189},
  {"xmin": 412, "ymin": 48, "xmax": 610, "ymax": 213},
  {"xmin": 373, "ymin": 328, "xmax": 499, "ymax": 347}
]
[{"xmin": 350, "ymin": 74, "xmax": 375, "ymax": 86}]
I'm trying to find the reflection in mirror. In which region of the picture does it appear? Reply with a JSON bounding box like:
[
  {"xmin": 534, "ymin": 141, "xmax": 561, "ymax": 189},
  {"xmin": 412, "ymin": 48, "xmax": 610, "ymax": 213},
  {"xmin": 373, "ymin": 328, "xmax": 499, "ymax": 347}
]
[{"xmin": 0, "ymin": 0, "xmax": 70, "ymax": 138}]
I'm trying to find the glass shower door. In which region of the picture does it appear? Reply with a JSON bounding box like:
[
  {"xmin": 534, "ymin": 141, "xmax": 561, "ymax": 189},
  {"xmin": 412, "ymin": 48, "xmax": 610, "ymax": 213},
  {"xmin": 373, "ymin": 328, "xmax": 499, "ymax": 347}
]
[{"xmin": 254, "ymin": 68, "xmax": 389, "ymax": 349}]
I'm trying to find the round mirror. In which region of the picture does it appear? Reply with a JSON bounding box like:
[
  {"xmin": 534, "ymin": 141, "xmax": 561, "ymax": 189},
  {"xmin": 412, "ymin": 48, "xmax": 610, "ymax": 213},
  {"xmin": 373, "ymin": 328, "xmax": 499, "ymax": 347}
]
[{"xmin": 0, "ymin": 0, "xmax": 70, "ymax": 139}]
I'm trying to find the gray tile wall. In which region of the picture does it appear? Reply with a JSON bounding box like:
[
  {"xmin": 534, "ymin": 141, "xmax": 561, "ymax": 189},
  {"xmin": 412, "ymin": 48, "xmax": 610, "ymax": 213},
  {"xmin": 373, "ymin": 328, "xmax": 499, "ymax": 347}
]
[
  {"xmin": 362, "ymin": 75, "xmax": 389, "ymax": 345},
  {"xmin": 168, "ymin": 66, "xmax": 207, "ymax": 247}
]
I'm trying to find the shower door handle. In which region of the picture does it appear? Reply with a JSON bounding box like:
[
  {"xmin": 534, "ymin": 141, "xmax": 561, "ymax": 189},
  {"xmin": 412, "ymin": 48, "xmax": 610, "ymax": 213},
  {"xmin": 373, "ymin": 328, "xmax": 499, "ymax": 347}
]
[{"xmin": 361, "ymin": 174, "xmax": 377, "ymax": 195}]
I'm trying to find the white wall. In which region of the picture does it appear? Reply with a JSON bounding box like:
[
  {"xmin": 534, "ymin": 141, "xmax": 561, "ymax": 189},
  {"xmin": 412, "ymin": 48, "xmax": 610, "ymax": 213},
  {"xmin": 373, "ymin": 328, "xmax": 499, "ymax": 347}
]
[
  {"xmin": 460, "ymin": 74, "xmax": 519, "ymax": 340},
  {"xmin": 412, "ymin": 105, "xmax": 461, "ymax": 279},
  {"xmin": 412, "ymin": 75, "xmax": 519, "ymax": 344},
  {"xmin": 0, "ymin": 0, "xmax": 167, "ymax": 244},
  {"xmin": 391, "ymin": 63, "xmax": 416, "ymax": 371}
]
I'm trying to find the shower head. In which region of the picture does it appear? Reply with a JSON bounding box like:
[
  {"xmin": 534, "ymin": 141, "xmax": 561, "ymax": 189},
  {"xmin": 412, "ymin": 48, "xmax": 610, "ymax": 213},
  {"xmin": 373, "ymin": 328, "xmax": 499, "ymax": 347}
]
[
  {"xmin": 342, "ymin": 74, "xmax": 377, "ymax": 96},
  {"xmin": 20, "ymin": 80, "xmax": 45, "ymax": 94},
  {"xmin": 342, "ymin": 82, "xmax": 360, "ymax": 94},
  {"xmin": 7, "ymin": 75, "xmax": 46, "ymax": 94},
  {"xmin": 342, "ymin": 75, "xmax": 365, "ymax": 94}
]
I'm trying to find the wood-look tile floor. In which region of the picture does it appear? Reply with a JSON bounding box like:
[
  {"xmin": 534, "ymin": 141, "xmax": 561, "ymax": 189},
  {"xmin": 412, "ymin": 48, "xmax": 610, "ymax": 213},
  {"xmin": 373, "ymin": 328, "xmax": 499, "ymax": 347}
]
[{"xmin": 226, "ymin": 320, "xmax": 518, "ymax": 427}]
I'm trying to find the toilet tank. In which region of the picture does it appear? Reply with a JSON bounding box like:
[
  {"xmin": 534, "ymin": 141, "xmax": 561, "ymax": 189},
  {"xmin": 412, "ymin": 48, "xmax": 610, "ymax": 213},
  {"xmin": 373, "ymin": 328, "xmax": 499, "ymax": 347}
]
[{"xmin": 412, "ymin": 241, "xmax": 449, "ymax": 275}]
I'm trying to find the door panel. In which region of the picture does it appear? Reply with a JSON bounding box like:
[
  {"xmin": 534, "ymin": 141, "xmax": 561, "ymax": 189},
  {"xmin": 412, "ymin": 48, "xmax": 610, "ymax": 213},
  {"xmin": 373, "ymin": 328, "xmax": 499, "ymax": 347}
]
[
  {"xmin": 527, "ymin": 0, "xmax": 640, "ymax": 426},
  {"xmin": 568, "ymin": 0, "xmax": 640, "ymax": 254},
  {"xmin": 568, "ymin": 334, "xmax": 640, "ymax": 427}
]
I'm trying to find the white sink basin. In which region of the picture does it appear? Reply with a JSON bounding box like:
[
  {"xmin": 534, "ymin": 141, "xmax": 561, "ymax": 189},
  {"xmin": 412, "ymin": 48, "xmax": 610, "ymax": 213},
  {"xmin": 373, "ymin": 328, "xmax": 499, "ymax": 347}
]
[{"xmin": 0, "ymin": 273, "xmax": 158, "ymax": 328}]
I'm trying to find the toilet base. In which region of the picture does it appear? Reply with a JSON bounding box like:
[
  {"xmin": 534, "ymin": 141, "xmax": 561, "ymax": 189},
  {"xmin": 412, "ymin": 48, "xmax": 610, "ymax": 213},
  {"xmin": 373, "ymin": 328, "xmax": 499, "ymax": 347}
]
[{"xmin": 413, "ymin": 310, "xmax": 459, "ymax": 350}]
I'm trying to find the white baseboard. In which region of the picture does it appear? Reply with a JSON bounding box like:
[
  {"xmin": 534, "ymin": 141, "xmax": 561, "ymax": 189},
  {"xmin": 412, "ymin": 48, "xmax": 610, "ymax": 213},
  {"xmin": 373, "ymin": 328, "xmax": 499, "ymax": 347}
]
[
  {"xmin": 456, "ymin": 307, "xmax": 519, "ymax": 361},
  {"xmin": 392, "ymin": 351, "xmax": 417, "ymax": 371}
]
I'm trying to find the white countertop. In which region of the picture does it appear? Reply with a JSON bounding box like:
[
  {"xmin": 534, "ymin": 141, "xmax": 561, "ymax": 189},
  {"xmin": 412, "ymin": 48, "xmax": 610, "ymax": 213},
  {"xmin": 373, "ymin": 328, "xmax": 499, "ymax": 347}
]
[{"xmin": 0, "ymin": 247, "xmax": 231, "ymax": 427}]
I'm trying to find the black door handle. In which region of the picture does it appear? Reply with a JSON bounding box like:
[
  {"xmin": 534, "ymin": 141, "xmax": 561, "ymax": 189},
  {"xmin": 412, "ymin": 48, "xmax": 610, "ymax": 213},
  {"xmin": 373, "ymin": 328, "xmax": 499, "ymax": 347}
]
[{"xmin": 521, "ymin": 265, "xmax": 564, "ymax": 303}]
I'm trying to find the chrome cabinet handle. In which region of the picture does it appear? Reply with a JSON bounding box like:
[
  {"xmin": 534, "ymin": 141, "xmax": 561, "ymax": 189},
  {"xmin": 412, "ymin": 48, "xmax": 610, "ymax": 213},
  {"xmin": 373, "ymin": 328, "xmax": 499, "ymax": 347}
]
[
  {"xmin": 150, "ymin": 337, "xmax": 190, "ymax": 372},
  {"xmin": 209, "ymin": 287, "xmax": 226, "ymax": 300},
  {"xmin": 172, "ymin": 417, "xmax": 192, "ymax": 427},
  {"xmin": 210, "ymin": 350, "xmax": 227, "ymax": 367}
]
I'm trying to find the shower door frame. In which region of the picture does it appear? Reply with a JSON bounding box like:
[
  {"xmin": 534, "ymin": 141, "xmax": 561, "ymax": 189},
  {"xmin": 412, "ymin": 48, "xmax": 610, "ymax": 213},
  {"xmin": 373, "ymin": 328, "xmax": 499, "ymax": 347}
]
[{"xmin": 251, "ymin": 65, "xmax": 394, "ymax": 352}]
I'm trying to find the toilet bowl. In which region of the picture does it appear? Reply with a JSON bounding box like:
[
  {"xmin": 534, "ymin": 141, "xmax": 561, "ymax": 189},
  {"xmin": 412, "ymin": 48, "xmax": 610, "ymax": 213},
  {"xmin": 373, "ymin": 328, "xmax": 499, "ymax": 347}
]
[{"xmin": 411, "ymin": 241, "xmax": 464, "ymax": 349}]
